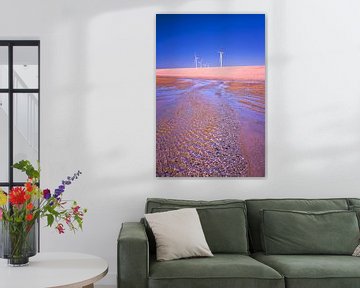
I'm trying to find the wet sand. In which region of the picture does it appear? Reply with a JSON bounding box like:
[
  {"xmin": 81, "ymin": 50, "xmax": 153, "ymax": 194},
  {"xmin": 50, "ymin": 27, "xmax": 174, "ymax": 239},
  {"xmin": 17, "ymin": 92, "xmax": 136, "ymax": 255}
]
[{"xmin": 156, "ymin": 67, "xmax": 265, "ymax": 177}]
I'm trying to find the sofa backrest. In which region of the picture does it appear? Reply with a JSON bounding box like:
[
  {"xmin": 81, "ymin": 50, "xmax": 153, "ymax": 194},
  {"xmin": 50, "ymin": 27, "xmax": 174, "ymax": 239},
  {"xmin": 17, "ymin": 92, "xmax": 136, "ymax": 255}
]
[
  {"xmin": 145, "ymin": 198, "xmax": 249, "ymax": 255},
  {"xmin": 348, "ymin": 198, "xmax": 360, "ymax": 207},
  {"xmin": 245, "ymin": 198, "xmax": 349, "ymax": 252}
]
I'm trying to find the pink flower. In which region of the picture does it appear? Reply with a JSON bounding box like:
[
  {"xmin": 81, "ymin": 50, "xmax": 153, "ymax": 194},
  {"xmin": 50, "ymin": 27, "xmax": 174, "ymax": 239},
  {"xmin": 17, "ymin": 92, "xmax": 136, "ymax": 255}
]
[
  {"xmin": 65, "ymin": 214, "xmax": 71, "ymax": 225},
  {"xmin": 56, "ymin": 223, "xmax": 65, "ymax": 234},
  {"xmin": 72, "ymin": 205, "xmax": 80, "ymax": 215},
  {"xmin": 0, "ymin": 208, "xmax": 3, "ymax": 220}
]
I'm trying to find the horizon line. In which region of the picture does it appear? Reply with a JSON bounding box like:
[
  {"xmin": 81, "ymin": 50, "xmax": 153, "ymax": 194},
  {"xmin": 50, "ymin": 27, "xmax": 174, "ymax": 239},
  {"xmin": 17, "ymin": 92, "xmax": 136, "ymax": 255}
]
[{"xmin": 156, "ymin": 65, "xmax": 265, "ymax": 70}]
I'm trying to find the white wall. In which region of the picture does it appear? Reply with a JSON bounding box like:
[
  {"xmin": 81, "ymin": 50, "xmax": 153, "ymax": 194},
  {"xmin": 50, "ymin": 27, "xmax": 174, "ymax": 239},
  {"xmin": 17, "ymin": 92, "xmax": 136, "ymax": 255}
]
[{"xmin": 1, "ymin": 0, "xmax": 360, "ymax": 285}]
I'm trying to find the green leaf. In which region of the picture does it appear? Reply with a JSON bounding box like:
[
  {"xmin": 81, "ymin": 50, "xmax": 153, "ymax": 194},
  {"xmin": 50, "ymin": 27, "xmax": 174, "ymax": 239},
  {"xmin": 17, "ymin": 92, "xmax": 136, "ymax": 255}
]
[
  {"xmin": 12, "ymin": 160, "xmax": 40, "ymax": 180},
  {"xmin": 47, "ymin": 214, "xmax": 54, "ymax": 227},
  {"xmin": 46, "ymin": 205, "xmax": 60, "ymax": 217},
  {"xmin": 12, "ymin": 160, "xmax": 29, "ymax": 170},
  {"xmin": 75, "ymin": 215, "xmax": 83, "ymax": 230}
]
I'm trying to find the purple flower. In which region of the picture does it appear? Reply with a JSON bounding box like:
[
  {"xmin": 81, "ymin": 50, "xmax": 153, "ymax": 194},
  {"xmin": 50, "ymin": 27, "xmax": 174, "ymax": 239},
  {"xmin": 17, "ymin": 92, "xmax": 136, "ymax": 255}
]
[
  {"xmin": 43, "ymin": 189, "xmax": 51, "ymax": 200},
  {"xmin": 54, "ymin": 189, "xmax": 63, "ymax": 198},
  {"xmin": 54, "ymin": 170, "xmax": 82, "ymax": 199}
]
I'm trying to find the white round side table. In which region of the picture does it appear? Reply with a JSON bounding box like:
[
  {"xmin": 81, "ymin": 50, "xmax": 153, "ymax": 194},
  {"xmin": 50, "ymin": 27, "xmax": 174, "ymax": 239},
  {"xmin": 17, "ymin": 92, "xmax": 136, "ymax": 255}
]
[{"xmin": 0, "ymin": 252, "xmax": 108, "ymax": 288}]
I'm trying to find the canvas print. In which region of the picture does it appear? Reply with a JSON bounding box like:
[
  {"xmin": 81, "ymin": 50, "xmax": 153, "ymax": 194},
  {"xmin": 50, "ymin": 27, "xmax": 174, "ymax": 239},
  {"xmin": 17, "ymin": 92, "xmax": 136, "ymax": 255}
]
[{"xmin": 156, "ymin": 14, "xmax": 265, "ymax": 177}]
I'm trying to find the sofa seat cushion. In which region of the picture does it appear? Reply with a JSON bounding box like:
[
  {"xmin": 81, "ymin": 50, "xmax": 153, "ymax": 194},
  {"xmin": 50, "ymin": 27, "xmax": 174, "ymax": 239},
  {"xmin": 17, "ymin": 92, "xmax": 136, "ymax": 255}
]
[
  {"xmin": 252, "ymin": 252, "xmax": 360, "ymax": 288},
  {"xmin": 149, "ymin": 254, "xmax": 284, "ymax": 288}
]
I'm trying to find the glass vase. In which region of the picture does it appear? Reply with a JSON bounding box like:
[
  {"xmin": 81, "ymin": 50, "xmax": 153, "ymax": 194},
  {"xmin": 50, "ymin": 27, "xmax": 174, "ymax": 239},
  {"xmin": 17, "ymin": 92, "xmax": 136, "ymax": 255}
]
[{"xmin": 0, "ymin": 220, "xmax": 37, "ymax": 266}]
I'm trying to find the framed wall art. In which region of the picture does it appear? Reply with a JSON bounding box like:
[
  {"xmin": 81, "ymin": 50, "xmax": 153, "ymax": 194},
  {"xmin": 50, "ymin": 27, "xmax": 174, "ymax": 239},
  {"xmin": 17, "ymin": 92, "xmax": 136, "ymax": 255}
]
[{"xmin": 156, "ymin": 14, "xmax": 265, "ymax": 177}]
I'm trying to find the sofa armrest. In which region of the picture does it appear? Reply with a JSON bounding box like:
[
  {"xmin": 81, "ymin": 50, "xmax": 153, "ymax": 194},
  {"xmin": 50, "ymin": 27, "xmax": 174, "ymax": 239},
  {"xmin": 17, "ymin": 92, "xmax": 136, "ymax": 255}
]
[{"xmin": 118, "ymin": 222, "xmax": 149, "ymax": 288}]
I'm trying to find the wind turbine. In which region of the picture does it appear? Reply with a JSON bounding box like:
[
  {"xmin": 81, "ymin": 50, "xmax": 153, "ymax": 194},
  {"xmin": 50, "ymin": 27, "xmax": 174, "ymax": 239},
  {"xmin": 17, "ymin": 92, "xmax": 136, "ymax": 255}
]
[
  {"xmin": 218, "ymin": 50, "xmax": 224, "ymax": 67},
  {"xmin": 194, "ymin": 54, "xmax": 199, "ymax": 68}
]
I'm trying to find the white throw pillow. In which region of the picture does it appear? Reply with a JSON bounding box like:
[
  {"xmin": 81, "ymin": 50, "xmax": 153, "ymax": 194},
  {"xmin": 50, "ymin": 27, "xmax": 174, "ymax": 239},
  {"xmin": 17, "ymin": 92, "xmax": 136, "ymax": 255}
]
[
  {"xmin": 353, "ymin": 244, "xmax": 360, "ymax": 256},
  {"xmin": 145, "ymin": 208, "xmax": 213, "ymax": 261}
]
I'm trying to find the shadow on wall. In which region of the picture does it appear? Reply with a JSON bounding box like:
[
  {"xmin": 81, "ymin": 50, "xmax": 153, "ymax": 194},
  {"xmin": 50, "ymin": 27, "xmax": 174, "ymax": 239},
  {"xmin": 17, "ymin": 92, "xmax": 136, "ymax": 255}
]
[{"xmin": 45, "ymin": 0, "xmax": 239, "ymax": 190}]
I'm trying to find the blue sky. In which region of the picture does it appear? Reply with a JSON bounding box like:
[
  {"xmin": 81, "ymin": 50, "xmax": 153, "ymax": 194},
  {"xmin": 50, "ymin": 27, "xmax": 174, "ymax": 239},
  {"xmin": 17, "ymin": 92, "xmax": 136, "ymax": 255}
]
[{"xmin": 156, "ymin": 14, "xmax": 265, "ymax": 69}]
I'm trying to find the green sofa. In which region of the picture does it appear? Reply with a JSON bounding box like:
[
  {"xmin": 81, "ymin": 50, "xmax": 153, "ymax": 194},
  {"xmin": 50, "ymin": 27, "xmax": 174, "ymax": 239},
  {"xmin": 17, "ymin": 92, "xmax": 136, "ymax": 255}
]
[{"xmin": 118, "ymin": 198, "xmax": 360, "ymax": 288}]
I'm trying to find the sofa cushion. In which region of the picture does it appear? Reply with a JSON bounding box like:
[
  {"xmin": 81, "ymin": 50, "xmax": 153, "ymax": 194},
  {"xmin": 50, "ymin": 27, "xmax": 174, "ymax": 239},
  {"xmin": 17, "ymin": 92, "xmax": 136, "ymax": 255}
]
[
  {"xmin": 246, "ymin": 198, "xmax": 349, "ymax": 252},
  {"xmin": 149, "ymin": 254, "xmax": 284, "ymax": 288},
  {"xmin": 146, "ymin": 198, "xmax": 249, "ymax": 254},
  {"xmin": 145, "ymin": 208, "xmax": 213, "ymax": 261},
  {"xmin": 347, "ymin": 199, "xmax": 360, "ymax": 229},
  {"xmin": 252, "ymin": 252, "xmax": 360, "ymax": 288},
  {"xmin": 261, "ymin": 209, "xmax": 359, "ymax": 255},
  {"xmin": 347, "ymin": 198, "xmax": 360, "ymax": 207},
  {"xmin": 350, "ymin": 206, "xmax": 360, "ymax": 227}
]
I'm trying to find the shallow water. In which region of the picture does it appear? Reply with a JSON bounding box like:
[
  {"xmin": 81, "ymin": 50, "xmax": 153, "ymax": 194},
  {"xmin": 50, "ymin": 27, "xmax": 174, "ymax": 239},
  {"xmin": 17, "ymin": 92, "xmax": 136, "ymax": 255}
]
[{"xmin": 156, "ymin": 77, "xmax": 265, "ymax": 177}]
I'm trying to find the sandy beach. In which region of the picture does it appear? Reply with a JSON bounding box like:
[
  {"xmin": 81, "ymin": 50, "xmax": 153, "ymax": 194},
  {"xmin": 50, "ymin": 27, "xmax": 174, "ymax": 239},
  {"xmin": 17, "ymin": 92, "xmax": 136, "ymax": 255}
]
[
  {"xmin": 156, "ymin": 66, "xmax": 265, "ymax": 177},
  {"xmin": 156, "ymin": 66, "xmax": 265, "ymax": 81}
]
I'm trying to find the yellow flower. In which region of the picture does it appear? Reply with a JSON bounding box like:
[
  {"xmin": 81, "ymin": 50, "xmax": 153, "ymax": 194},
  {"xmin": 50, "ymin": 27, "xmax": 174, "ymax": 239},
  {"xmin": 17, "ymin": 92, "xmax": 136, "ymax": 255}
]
[{"xmin": 0, "ymin": 189, "xmax": 7, "ymax": 206}]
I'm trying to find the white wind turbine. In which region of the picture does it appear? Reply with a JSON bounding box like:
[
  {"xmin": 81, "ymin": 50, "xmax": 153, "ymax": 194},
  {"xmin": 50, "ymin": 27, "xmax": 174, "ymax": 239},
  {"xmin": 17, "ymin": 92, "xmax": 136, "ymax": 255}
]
[
  {"xmin": 194, "ymin": 54, "xmax": 199, "ymax": 68},
  {"xmin": 218, "ymin": 50, "xmax": 224, "ymax": 67}
]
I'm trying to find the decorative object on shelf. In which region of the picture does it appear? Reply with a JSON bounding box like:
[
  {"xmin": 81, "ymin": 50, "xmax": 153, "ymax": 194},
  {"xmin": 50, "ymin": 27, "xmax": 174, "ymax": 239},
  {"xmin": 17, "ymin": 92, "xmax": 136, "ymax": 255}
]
[
  {"xmin": 156, "ymin": 14, "xmax": 265, "ymax": 177},
  {"xmin": 0, "ymin": 160, "xmax": 87, "ymax": 266}
]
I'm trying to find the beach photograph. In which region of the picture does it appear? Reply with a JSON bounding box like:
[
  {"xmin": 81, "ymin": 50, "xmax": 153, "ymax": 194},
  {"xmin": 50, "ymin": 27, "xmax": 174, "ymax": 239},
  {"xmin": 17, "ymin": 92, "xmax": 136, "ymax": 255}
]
[{"xmin": 156, "ymin": 14, "xmax": 265, "ymax": 177}]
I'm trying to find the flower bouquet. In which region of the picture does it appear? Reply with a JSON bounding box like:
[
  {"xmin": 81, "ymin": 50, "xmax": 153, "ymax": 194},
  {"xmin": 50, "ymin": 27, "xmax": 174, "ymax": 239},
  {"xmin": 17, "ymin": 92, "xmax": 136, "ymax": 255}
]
[{"xmin": 0, "ymin": 160, "xmax": 87, "ymax": 266}]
